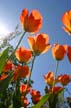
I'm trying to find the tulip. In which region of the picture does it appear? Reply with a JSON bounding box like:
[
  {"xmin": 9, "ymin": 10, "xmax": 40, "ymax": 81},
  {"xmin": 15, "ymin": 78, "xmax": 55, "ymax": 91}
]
[
  {"xmin": 49, "ymin": 86, "xmax": 63, "ymax": 94},
  {"xmin": 30, "ymin": 89, "xmax": 42, "ymax": 104},
  {"xmin": 52, "ymin": 44, "xmax": 67, "ymax": 61},
  {"xmin": 20, "ymin": 84, "xmax": 31, "ymax": 94},
  {"xmin": 28, "ymin": 33, "xmax": 51, "ymax": 55},
  {"xmin": 13, "ymin": 65, "xmax": 30, "ymax": 80},
  {"xmin": 62, "ymin": 10, "xmax": 71, "ymax": 35},
  {"xmin": 3, "ymin": 60, "xmax": 14, "ymax": 72},
  {"xmin": 67, "ymin": 46, "xmax": 71, "ymax": 63},
  {"xmin": 20, "ymin": 8, "xmax": 42, "ymax": 33},
  {"xmin": 21, "ymin": 97, "xmax": 29, "ymax": 107},
  {"xmin": 0, "ymin": 74, "xmax": 8, "ymax": 80},
  {"xmin": 44, "ymin": 71, "xmax": 55, "ymax": 86},
  {"xmin": 57, "ymin": 74, "xmax": 71, "ymax": 86},
  {"xmin": 15, "ymin": 46, "xmax": 32, "ymax": 63}
]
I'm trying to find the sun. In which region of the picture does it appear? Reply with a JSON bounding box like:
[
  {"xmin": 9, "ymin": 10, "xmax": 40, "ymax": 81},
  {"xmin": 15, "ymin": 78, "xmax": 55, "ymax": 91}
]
[{"xmin": 0, "ymin": 23, "xmax": 9, "ymax": 36}]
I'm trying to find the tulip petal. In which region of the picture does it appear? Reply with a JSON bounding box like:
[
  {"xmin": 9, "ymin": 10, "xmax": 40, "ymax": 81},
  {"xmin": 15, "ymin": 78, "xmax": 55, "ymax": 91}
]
[
  {"xmin": 20, "ymin": 9, "xmax": 28, "ymax": 27},
  {"xmin": 28, "ymin": 36, "xmax": 35, "ymax": 50},
  {"xmin": 62, "ymin": 11, "xmax": 71, "ymax": 30},
  {"xmin": 67, "ymin": 46, "xmax": 71, "ymax": 63},
  {"xmin": 41, "ymin": 44, "xmax": 51, "ymax": 54},
  {"xmin": 62, "ymin": 26, "xmax": 71, "ymax": 35}
]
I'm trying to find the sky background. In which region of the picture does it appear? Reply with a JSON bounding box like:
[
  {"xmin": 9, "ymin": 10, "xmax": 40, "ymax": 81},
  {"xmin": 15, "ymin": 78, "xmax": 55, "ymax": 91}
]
[{"xmin": 0, "ymin": 0, "xmax": 71, "ymax": 96}]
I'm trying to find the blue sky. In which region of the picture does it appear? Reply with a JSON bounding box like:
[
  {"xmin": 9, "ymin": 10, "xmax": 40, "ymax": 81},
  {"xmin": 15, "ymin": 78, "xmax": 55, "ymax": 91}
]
[{"xmin": 0, "ymin": 0, "xmax": 71, "ymax": 95}]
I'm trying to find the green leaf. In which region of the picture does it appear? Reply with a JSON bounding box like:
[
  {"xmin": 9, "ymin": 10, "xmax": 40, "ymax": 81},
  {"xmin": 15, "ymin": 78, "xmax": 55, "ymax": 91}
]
[
  {"xmin": 13, "ymin": 80, "xmax": 21, "ymax": 108},
  {"xmin": 31, "ymin": 94, "xmax": 50, "ymax": 108},
  {"xmin": 13, "ymin": 93, "xmax": 21, "ymax": 108},
  {"xmin": 0, "ymin": 48, "xmax": 9, "ymax": 74},
  {"xmin": 8, "ymin": 104, "xmax": 13, "ymax": 108},
  {"xmin": 0, "ymin": 73, "xmax": 13, "ymax": 92}
]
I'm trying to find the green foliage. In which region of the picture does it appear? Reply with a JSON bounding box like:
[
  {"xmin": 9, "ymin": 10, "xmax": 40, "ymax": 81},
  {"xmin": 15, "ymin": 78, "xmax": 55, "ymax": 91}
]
[
  {"xmin": 48, "ymin": 89, "xmax": 64, "ymax": 108},
  {"xmin": 13, "ymin": 93, "xmax": 21, "ymax": 108},
  {"xmin": 8, "ymin": 104, "xmax": 13, "ymax": 108},
  {"xmin": 0, "ymin": 73, "xmax": 13, "ymax": 92},
  {"xmin": 0, "ymin": 48, "xmax": 9, "ymax": 74}
]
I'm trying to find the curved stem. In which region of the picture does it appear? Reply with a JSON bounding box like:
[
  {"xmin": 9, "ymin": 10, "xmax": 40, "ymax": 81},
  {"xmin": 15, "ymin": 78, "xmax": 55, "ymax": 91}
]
[
  {"xmin": 8, "ymin": 31, "xmax": 26, "ymax": 59},
  {"xmin": 24, "ymin": 55, "xmax": 36, "ymax": 97}
]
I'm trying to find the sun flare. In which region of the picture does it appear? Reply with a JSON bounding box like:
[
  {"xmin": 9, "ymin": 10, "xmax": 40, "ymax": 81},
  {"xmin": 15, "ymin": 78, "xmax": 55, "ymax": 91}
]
[{"xmin": 0, "ymin": 23, "xmax": 9, "ymax": 36}]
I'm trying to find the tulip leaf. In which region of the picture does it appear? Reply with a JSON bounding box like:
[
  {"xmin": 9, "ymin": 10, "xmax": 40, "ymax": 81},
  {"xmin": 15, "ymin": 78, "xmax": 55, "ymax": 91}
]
[
  {"xmin": 0, "ymin": 73, "xmax": 13, "ymax": 92},
  {"xmin": 31, "ymin": 94, "xmax": 50, "ymax": 108},
  {"xmin": 0, "ymin": 48, "xmax": 9, "ymax": 74},
  {"xmin": 13, "ymin": 93, "xmax": 21, "ymax": 108},
  {"xmin": 8, "ymin": 104, "xmax": 13, "ymax": 108}
]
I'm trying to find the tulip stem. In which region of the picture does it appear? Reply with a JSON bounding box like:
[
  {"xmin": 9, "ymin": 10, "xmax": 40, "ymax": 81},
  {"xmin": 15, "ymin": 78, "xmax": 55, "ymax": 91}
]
[
  {"xmin": 9, "ymin": 31, "xmax": 26, "ymax": 59},
  {"xmin": 55, "ymin": 60, "xmax": 59, "ymax": 79},
  {"xmin": 28, "ymin": 55, "xmax": 36, "ymax": 83},
  {"xmin": 52, "ymin": 60, "xmax": 59, "ymax": 90},
  {"xmin": 30, "ymin": 55, "xmax": 36, "ymax": 80},
  {"xmin": 65, "ymin": 88, "xmax": 71, "ymax": 95},
  {"xmin": 63, "ymin": 85, "xmax": 65, "ymax": 104},
  {"xmin": 24, "ymin": 55, "xmax": 36, "ymax": 98}
]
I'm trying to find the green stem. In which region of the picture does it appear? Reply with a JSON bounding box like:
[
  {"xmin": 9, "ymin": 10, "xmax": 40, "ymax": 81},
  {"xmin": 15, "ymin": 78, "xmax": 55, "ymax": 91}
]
[
  {"xmin": 16, "ymin": 79, "xmax": 20, "ymax": 94},
  {"xmin": 65, "ymin": 88, "xmax": 71, "ymax": 95},
  {"xmin": 8, "ymin": 31, "xmax": 26, "ymax": 59},
  {"xmin": 55, "ymin": 60, "xmax": 59, "ymax": 79},
  {"xmin": 24, "ymin": 55, "xmax": 36, "ymax": 97},
  {"xmin": 62, "ymin": 85, "xmax": 65, "ymax": 105},
  {"xmin": 63, "ymin": 85, "xmax": 64, "ymax": 97},
  {"xmin": 29, "ymin": 55, "xmax": 36, "ymax": 81},
  {"xmin": 13, "ymin": 79, "xmax": 21, "ymax": 108},
  {"xmin": 27, "ymin": 55, "xmax": 36, "ymax": 85},
  {"xmin": 53, "ymin": 60, "xmax": 59, "ymax": 90}
]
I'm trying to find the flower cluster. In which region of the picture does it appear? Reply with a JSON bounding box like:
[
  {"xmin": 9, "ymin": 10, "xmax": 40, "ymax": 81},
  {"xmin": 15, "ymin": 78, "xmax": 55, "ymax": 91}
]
[{"xmin": 0, "ymin": 8, "xmax": 71, "ymax": 108}]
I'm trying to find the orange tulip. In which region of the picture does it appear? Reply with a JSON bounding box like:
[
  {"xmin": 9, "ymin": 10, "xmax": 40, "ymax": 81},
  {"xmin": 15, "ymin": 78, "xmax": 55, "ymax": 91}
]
[
  {"xmin": 20, "ymin": 84, "xmax": 31, "ymax": 94},
  {"xmin": 52, "ymin": 44, "xmax": 67, "ymax": 61},
  {"xmin": 13, "ymin": 65, "xmax": 30, "ymax": 81},
  {"xmin": 0, "ymin": 74, "xmax": 8, "ymax": 80},
  {"xmin": 30, "ymin": 89, "xmax": 42, "ymax": 104},
  {"xmin": 28, "ymin": 33, "xmax": 51, "ymax": 55},
  {"xmin": 21, "ymin": 97, "xmax": 29, "ymax": 107},
  {"xmin": 15, "ymin": 46, "xmax": 32, "ymax": 63},
  {"xmin": 62, "ymin": 10, "xmax": 71, "ymax": 35},
  {"xmin": 57, "ymin": 74, "xmax": 71, "ymax": 86},
  {"xmin": 67, "ymin": 46, "xmax": 71, "ymax": 63},
  {"xmin": 20, "ymin": 8, "xmax": 42, "ymax": 33},
  {"xmin": 3, "ymin": 60, "xmax": 14, "ymax": 72},
  {"xmin": 67, "ymin": 97, "xmax": 71, "ymax": 102},
  {"xmin": 49, "ymin": 86, "xmax": 63, "ymax": 94},
  {"xmin": 44, "ymin": 71, "xmax": 55, "ymax": 86}
]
